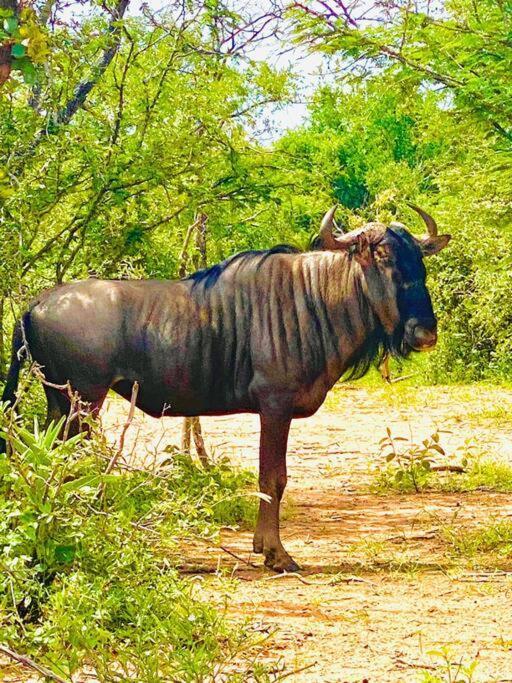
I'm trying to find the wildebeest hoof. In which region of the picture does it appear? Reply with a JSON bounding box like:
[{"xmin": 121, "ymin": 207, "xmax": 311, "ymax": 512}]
[
  {"xmin": 272, "ymin": 558, "xmax": 301, "ymax": 574},
  {"xmin": 264, "ymin": 550, "xmax": 300, "ymax": 573}
]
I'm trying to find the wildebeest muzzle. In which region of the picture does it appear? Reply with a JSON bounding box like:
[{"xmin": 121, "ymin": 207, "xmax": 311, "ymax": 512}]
[{"xmin": 404, "ymin": 317, "xmax": 438, "ymax": 351}]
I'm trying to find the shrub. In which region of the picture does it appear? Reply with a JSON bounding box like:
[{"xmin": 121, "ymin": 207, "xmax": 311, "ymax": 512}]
[{"xmin": 0, "ymin": 408, "xmax": 265, "ymax": 681}]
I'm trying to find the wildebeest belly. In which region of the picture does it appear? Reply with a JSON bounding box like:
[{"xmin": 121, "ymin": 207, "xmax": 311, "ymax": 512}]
[
  {"xmin": 113, "ymin": 371, "xmax": 256, "ymax": 417},
  {"xmin": 118, "ymin": 318, "xmax": 255, "ymax": 416}
]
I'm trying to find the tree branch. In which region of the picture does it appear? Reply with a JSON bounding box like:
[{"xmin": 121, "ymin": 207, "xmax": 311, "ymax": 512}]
[
  {"xmin": 44, "ymin": 0, "xmax": 130, "ymax": 132},
  {"xmin": 0, "ymin": 644, "xmax": 69, "ymax": 683}
]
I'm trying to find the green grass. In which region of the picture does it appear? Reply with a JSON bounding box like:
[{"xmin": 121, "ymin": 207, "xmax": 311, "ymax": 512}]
[
  {"xmin": 347, "ymin": 538, "xmax": 426, "ymax": 576},
  {"xmin": 462, "ymin": 401, "xmax": 512, "ymax": 426},
  {"xmin": 442, "ymin": 519, "xmax": 512, "ymax": 564},
  {"xmin": 441, "ymin": 457, "xmax": 512, "ymax": 493},
  {"xmin": 0, "ymin": 409, "xmax": 267, "ymax": 682},
  {"xmin": 326, "ymin": 358, "xmax": 512, "ymax": 414}
]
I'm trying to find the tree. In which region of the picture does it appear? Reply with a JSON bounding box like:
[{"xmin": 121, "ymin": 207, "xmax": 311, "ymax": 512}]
[
  {"xmin": 0, "ymin": 2, "xmax": 295, "ymax": 376},
  {"xmin": 290, "ymin": 0, "xmax": 512, "ymax": 143}
]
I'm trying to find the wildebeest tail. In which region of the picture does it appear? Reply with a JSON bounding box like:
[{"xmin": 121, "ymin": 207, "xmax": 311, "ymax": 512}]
[{"xmin": 0, "ymin": 315, "xmax": 29, "ymax": 453}]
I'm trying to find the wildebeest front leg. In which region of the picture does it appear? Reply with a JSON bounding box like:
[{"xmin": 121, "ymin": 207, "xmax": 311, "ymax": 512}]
[{"xmin": 253, "ymin": 412, "xmax": 299, "ymax": 572}]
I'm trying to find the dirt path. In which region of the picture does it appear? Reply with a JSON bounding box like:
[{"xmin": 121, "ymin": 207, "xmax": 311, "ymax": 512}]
[{"xmin": 102, "ymin": 384, "xmax": 512, "ymax": 682}]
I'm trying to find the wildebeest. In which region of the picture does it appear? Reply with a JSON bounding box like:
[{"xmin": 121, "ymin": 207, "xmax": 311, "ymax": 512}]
[{"xmin": 1, "ymin": 204, "xmax": 450, "ymax": 571}]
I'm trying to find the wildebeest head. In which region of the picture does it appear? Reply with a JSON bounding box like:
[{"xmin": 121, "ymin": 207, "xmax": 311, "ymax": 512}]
[{"xmin": 317, "ymin": 204, "xmax": 451, "ymax": 356}]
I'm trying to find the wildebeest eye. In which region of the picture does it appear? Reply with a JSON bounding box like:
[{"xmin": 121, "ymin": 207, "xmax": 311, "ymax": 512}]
[
  {"xmin": 392, "ymin": 270, "xmax": 403, "ymax": 286},
  {"xmin": 374, "ymin": 244, "xmax": 395, "ymax": 268}
]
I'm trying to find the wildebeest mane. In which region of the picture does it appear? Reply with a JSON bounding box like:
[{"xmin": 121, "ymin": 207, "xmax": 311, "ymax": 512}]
[
  {"xmin": 186, "ymin": 238, "xmax": 409, "ymax": 382},
  {"xmin": 342, "ymin": 324, "xmax": 408, "ymax": 382},
  {"xmin": 187, "ymin": 244, "xmax": 301, "ymax": 289},
  {"xmin": 339, "ymin": 273, "xmax": 384, "ymax": 381},
  {"xmin": 342, "ymin": 327, "xmax": 409, "ymax": 382}
]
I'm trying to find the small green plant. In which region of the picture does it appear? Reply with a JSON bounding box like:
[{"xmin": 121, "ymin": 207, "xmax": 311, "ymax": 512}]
[
  {"xmin": 373, "ymin": 429, "xmax": 512, "ymax": 495},
  {"xmin": 374, "ymin": 428, "xmax": 450, "ymax": 493},
  {"xmin": 418, "ymin": 646, "xmax": 479, "ymax": 682}
]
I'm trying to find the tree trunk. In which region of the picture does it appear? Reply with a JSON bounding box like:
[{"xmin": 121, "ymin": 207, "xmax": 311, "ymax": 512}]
[{"xmin": 180, "ymin": 214, "xmax": 210, "ymax": 468}]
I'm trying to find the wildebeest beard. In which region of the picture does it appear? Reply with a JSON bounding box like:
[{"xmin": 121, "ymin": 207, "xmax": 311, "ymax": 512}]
[{"xmin": 343, "ymin": 318, "xmax": 409, "ymax": 382}]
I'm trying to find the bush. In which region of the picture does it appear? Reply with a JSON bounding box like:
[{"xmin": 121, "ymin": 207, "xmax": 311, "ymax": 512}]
[{"xmin": 0, "ymin": 408, "xmax": 266, "ymax": 682}]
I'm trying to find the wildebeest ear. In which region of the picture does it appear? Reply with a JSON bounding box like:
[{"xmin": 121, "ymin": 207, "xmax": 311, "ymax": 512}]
[
  {"xmin": 352, "ymin": 234, "xmax": 374, "ymax": 267},
  {"xmin": 418, "ymin": 234, "xmax": 451, "ymax": 257}
]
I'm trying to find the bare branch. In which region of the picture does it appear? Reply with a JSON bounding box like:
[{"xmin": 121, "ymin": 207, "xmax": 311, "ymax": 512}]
[
  {"xmin": 114, "ymin": 380, "xmax": 139, "ymax": 464},
  {"xmin": 0, "ymin": 644, "xmax": 69, "ymax": 683},
  {"xmin": 51, "ymin": 0, "xmax": 130, "ymax": 129}
]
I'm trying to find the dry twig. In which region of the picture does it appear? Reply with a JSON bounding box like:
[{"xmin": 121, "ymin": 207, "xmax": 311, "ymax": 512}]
[
  {"xmin": 395, "ymin": 657, "xmax": 435, "ymax": 671},
  {"xmin": 114, "ymin": 380, "xmax": 139, "ymax": 462},
  {"xmin": 378, "ymin": 355, "xmax": 415, "ymax": 384},
  {"xmin": 274, "ymin": 662, "xmax": 317, "ymax": 681},
  {"xmin": 259, "ymin": 571, "xmax": 377, "ymax": 586},
  {"xmin": 385, "ymin": 527, "xmax": 439, "ymax": 542},
  {"xmin": 0, "ymin": 644, "xmax": 69, "ymax": 683},
  {"xmin": 191, "ymin": 534, "xmax": 259, "ymax": 568},
  {"xmin": 97, "ymin": 381, "xmax": 139, "ymax": 502},
  {"xmin": 430, "ymin": 464, "xmax": 465, "ymax": 473}
]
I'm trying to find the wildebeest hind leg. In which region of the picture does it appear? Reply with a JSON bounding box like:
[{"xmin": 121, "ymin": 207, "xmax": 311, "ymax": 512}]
[
  {"xmin": 253, "ymin": 412, "xmax": 299, "ymax": 573},
  {"xmin": 44, "ymin": 386, "xmax": 65, "ymax": 428}
]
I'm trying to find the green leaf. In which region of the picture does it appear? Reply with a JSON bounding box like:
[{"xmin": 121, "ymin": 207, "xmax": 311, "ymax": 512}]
[
  {"xmin": 61, "ymin": 474, "xmax": 101, "ymax": 493},
  {"xmin": 54, "ymin": 544, "xmax": 76, "ymax": 565},
  {"xmin": 3, "ymin": 16, "xmax": 17, "ymax": 33},
  {"xmin": 21, "ymin": 63, "xmax": 37, "ymax": 85},
  {"xmin": 11, "ymin": 43, "xmax": 26, "ymax": 58}
]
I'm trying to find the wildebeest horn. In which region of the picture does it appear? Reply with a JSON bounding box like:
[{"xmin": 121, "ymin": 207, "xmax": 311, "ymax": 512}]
[
  {"xmin": 319, "ymin": 205, "xmax": 365, "ymax": 251},
  {"xmin": 407, "ymin": 202, "xmax": 438, "ymax": 238},
  {"xmin": 319, "ymin": 205, "xmax": 340, "ymax": 249}
]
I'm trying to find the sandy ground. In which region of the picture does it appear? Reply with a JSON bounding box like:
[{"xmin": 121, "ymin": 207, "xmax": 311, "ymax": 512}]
[{"xmin": 97, "ymin": 384, "xmax": 512, "ymax": 683}]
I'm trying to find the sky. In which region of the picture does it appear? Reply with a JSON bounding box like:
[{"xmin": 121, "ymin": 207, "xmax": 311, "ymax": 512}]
[{"xmin": 249, "ymin": 40, "xmax": 330, "ymax": 143}]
